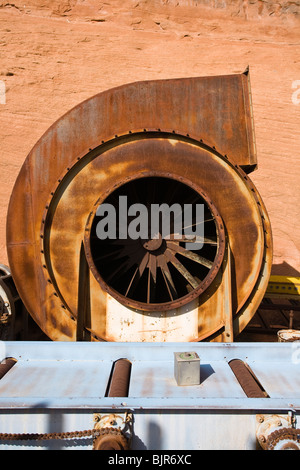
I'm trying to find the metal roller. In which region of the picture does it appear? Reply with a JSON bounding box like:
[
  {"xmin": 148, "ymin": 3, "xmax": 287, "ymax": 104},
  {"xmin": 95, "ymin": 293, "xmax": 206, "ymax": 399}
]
[
  {"xmin": 106, "ymin": 359, "xmax": 132, "ymax": 398},
  {"xmin": 0, "ymin": 358, "xmax": 17, "ymax": 380},
  {"xmin": 95, "ymin": 360, "xmax": 132, "ymax": 450},
  {"xmin": 228, "ymin": 359, "xmax": 267, "ymax": 398}
]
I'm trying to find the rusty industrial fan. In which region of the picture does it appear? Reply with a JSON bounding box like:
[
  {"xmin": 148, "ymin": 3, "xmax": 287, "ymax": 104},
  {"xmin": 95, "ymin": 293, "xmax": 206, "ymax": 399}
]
[{"xmin": 6, "ymin": 71, "xmax": 272, "ymax": 342}]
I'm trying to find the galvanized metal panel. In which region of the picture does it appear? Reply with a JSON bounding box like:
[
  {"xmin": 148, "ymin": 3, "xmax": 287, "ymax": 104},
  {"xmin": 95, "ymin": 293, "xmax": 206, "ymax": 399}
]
[
  {"xmin": 131, "ymin": 412, "xmax": 258, "ymax": 450},
  {"xmin": 0, "ymin": 360, "xmax": 112, "ymax": 399},
  {"xmin": 0, "ymin": 410, "xmax": 95, "ymax": 450},
  {"xmin": 250, "ymin": 362, "xmax": 300, "ymax": 399},
  {"xmin": 129, "ymin": 360, "xmax": 246, "ymax": 399},
  {"xmin": 0, "ymin": 342, "xmax": 299, "ymax": 410},
  {"xmin": 0, "ymin": 410, "xmax": 258, "ymax": 450}
]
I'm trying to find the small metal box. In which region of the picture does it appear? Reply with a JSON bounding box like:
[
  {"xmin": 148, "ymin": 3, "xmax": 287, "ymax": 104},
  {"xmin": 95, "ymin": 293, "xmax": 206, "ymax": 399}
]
[{"xmin": 174, "ymin": 351, "xmax": 200, "ymax": 386}]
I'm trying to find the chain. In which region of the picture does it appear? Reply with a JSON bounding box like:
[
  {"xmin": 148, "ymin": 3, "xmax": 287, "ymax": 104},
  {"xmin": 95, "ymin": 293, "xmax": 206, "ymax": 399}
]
[
  {"xmin": 0, "ymin": 426, "xmax": 129, "ymax": 450},
  {"xmin": 0, "ymin": 428, "xmax": 100, "ymax": 442},
  {"xmin": 0, "ymin": 411, "xmax": 133, "ymax": 446}
]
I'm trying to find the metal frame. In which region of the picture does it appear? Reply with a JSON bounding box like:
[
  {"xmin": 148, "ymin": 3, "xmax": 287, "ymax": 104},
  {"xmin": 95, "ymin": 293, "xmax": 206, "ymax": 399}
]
[
  {"xmin": 0, "ymin": 341, "xmax": 299, "ymax": 411},
  {"xmin": 266, "ymin": 276, "xmax": 300, "ymax": 298},
  {"xmin": 0, "ymin": 341, "xmax": 299, "ymax": 450}
]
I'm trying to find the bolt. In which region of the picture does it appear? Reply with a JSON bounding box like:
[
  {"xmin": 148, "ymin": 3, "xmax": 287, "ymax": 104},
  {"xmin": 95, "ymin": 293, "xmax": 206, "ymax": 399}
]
[
  {"xmin": 258, "ymin": 434, "xmax": 266, "ymax": 443},
  {"xmin": 257, "ymin": 415, "xmax": 264, "ymax": 423}
]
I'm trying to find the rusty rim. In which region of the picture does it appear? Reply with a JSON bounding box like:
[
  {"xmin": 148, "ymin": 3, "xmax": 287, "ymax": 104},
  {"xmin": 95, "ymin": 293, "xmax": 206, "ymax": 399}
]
[{"xmin": 84, "ymin": 172, "xmax": 225, "ymax": 311}]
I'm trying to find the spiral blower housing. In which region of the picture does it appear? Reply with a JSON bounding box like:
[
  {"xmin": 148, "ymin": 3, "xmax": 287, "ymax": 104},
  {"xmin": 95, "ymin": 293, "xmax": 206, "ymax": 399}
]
[{"xmin": 6, "ymin": 71, "xmax": 272, "ymax": 342}]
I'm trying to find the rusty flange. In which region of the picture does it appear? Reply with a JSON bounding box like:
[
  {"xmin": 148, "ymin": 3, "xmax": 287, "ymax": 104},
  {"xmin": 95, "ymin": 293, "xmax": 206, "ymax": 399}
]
[{"xmin": 83, "ymin": 169, "xmax": 226, "ymax": 312}]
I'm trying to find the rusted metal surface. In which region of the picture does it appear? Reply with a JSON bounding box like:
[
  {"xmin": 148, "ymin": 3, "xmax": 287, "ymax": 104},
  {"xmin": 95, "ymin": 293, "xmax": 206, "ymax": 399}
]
[
  {"xmin": 228, "ymin": 359, "xmax": 267, "ymax": 398},
  {"xmin": 265, "ymin": 428, "xmax": 300, "ymax": 450},
  {"xmin": 0, "ymin": 358, "xmax": 17, "ymax": 380},
  {"xmin": 6, "ymin": 71, "xmax": 272, "ymax": 342},
  {"xmin": 107, "ymin": 359, "xmax": 132, "ymax": 398},
  {"xmin": 256, "ymin": 414, "xmax": 299, "ymax": 450},
  {"xmin": 93, "ymin": 428, "xmax": 129, "ymax": 450}
]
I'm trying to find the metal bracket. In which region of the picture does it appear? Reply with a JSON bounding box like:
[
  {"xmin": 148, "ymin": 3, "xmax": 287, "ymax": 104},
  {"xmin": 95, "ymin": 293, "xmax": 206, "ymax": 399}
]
[
  {"xmin": 93, "ymin": 412, "xmax": 133, "ymax": 442},
  {"xmin": 256, "ymin": 412, "xmax": 297, "ymax": 449}
]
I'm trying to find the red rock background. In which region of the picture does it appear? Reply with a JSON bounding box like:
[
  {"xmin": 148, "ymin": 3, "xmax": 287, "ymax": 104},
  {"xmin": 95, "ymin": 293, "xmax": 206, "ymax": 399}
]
[{"xmin": 0, "ymin": 0, "xmax": 299, "ymax": 276}]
